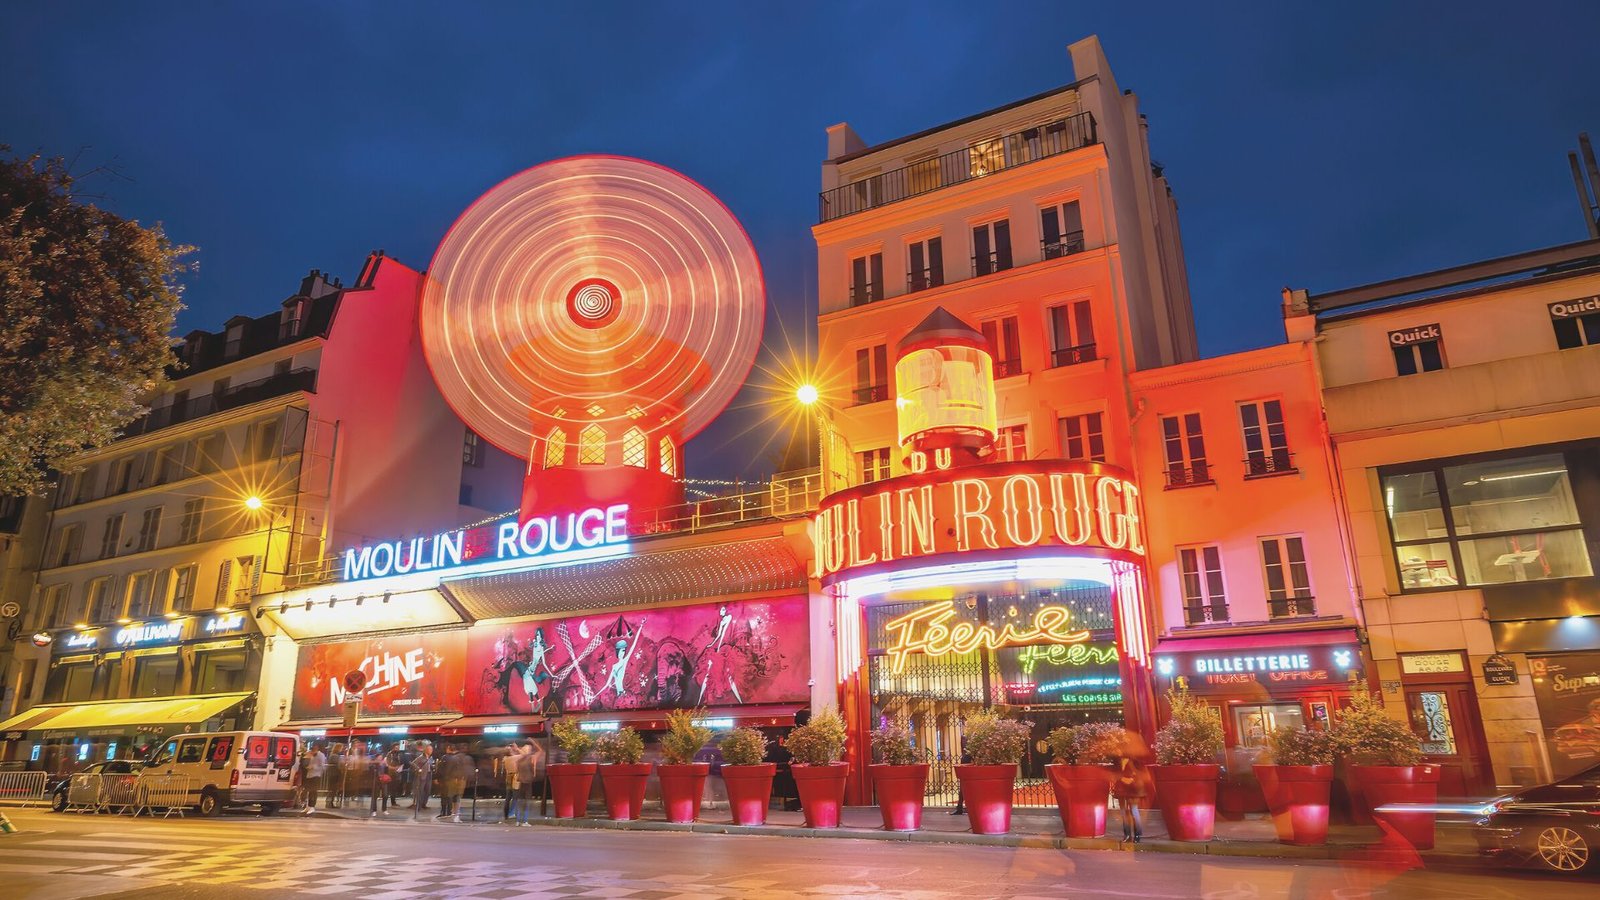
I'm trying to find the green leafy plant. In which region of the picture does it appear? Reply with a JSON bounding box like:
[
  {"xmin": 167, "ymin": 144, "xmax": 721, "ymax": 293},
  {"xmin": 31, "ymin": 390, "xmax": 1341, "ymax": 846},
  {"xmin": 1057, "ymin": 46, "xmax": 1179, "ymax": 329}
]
[
  {"xmin": 594, "ymin": 727, "xmax": 645, "ymax": 766},
  {"xmin": 786, "ymin": 708, "xmax": 848, "ymax": 765},
  {"xmin": 1265, "ymin": 726, "xmax": 1336, "ymax": 767},
  {"xmin": 963, "ymin": 710, "xmax": 1031, "ymax": 766},
  {"xmin": 1044, "ymin": 721, "xmax": 1124, "ymax": 765},
  {"xmin": 719, "ymin": 727, "xmax": 769, "ymax": 767},
  {"xmin": 1153, "ymin": 686, "xmax": 1224, "ymax": 765},
  {"xmin": 550, "ymin": 718, "xmax": 594, "ymax": 764},
  {"xmin": 661, "ymin": 709, "xmax": 714, "ymax": 765},
  {"xmin": 1331, "ymin": 682, "xmax": 1422, "ymax": 766},
  {"xmin": 870, "ymin": 718, "xmax": 923, "ymax": 766}
]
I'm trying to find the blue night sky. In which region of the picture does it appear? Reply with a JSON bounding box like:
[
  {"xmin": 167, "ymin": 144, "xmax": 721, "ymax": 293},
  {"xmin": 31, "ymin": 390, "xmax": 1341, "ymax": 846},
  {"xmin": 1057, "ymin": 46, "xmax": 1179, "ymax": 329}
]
[{"xmin": 6, "ymin": 2, "xmax": 1599, "ymax": 480}]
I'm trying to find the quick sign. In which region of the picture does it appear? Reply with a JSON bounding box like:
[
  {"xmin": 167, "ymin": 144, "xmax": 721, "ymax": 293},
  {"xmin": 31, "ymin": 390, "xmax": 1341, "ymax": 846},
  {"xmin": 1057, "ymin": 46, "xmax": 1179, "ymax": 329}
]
[
  {"xmin": 340, "ymin": 504, "xmax": 629, "ymax": 582},
  {"xmin": 813, "ymin": 460, "xmax": 1145, "ymax": 582},
  {"xmin": 1388, "ymin": 324, "xmax": 1441, "ymax": 347},
  {"xmin": 1549, "ymin": 297, "xmax": 1600, "ymax": 319}
]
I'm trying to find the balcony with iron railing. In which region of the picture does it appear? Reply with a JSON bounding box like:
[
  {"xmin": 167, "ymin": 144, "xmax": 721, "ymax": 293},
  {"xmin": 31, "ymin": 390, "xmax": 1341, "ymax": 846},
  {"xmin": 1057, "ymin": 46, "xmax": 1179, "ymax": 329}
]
[
  {"xmin": 853, "ymin": 383, "xmax": 890, "ymax": 406},
  {"xmin": 971, "ymin": 250, "xmax": 1012, "ymax": 278},
  {"xmin": 1244, "ymin": 451, "xmax": 1297, "ymax": 479},
  {"xmin": 849, "ymin": 282, "xmax": 883, "ymax": 307},
  {"xmin": 992, "ymin": 358, "xmax": 1024, "ymax": 379},
  {"xmin": 123, "ymin": 368, "xmax": 317, "ymax": 437},
  {"xmin": 906, "ymin": 268, "xmax": 943, "ymax": 294},
  {"xmin": 819, "ymin": 111, "xmax": 1099, "ymax": 222},
  {"xmin": 1050, "ymin": 343, "xmax": 1097, "ymax": 368},
  {"xmin": 1183, "ymin": 601, "xmax": 1230, "ymax": 626},
  {"xmin": 1043, "ymin": 232, "xmax": 1087, "ymax": 260},
  {"xmin": 1164, "ymin": 463, "xmax": 1213, "ymax": 489},
  {"xmin": 1269, "ymin": 595, "xmax": 1317, "ymax": 619}
]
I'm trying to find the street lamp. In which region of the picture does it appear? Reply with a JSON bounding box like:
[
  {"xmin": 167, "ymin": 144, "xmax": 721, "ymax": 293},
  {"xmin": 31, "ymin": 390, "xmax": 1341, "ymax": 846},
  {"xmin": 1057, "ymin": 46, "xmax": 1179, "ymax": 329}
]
[
  {"xmin": 243, "ymin": 495, "xmax": 264, "ymax": 511},
  {"xmin": 796, "ymin": 383, "xmax": 819, "ymax": 406}
]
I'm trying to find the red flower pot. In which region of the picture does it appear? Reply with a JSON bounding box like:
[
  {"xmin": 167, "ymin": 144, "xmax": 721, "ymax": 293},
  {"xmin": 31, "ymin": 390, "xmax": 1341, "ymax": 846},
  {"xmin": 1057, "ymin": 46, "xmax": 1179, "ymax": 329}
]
[
  {"xmin": 791, "ymin": 763, "xmax": 848, "ymax": 828},
  {"xmin": 1350, "ymin": 764, "xmax": 1439, "ymax": 850},
  {"xmin": 658, "ymin": 763, "xmax": 709, "ymax": 823},
  {"xmin": 869, "ymin": 764, "xmax": 928, "ymax": 832},
  {"xmin": 1046, "ymin": 764, "xmax": 1113, "ymax": 838},
  {"xmin": 1150, "ymin": 764, "xmax": 1220, "ymax": 842},
  {"xmin": 1274, "ymin": 765, "xmax": 1335, "ymax": 846},
  {"xmin": 599, "ymin": 763, "xmax": 651, "ymax": 821},
  {"xmin": 547, "ymin": 762, "xmax": 597, "ymax": 818},
  {"xmin": 721, "ymin": 763, "xmax": 776, "ymax": 826},
  {"xmin": 955, "ymin": 764, "xmax": 1016, "ymax": 835},
  {"xmin": 1255, "ymin": 764, "xmax": 1287, "ymax": 839}
]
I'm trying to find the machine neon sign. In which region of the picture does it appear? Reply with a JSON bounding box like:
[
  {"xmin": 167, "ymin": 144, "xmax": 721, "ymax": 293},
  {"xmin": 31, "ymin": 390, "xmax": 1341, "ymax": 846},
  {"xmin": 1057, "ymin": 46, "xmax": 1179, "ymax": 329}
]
[
  {"xmin": 341, "ymin": 504, "xmax": 628, "ymax": 581},
  {"xmin": 883, "ymin": 604, "xmax": 1089, "ymax": 675}
]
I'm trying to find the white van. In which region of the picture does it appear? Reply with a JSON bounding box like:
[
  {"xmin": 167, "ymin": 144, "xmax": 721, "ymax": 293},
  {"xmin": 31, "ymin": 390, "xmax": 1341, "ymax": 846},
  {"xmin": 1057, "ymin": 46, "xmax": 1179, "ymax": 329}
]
[{"xmin": 139, "ymin": 731, "xmax": 301, "ymax": 816}]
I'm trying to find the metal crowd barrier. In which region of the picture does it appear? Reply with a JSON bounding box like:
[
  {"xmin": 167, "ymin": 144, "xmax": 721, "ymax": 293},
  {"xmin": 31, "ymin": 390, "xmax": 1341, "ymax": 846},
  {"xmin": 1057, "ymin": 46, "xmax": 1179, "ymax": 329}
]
[
  {"xmin": 64, "ymin": 773, "xmax": 102, "ymax": 812},
  {"xmin": 135, "ymin": 775, "xmax": 191, "ymax": 818},
  {"xmin": 0, "ymin": 771, "xmax": 47, "ymax": 806},
  {"xmin": 98, "ymin": 774, "xmax": 139, "ymax": 814}
]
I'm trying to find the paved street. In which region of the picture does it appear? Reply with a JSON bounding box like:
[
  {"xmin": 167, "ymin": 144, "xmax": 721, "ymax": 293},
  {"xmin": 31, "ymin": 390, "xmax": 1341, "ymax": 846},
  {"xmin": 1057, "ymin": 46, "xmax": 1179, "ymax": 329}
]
[{"xmin": 0, "ymin": 807, "xmax": 1594, "ymax": 899}]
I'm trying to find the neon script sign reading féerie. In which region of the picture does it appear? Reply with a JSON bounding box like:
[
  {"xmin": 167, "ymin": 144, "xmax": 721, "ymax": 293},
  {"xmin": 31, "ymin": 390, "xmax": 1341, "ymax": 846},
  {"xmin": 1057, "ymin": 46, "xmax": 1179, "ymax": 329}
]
[
  {"xmin": 812, "ymin": 463, "xmax": 1145, "ymax": 580},
  {"xmin": 341, "ymin": 504, "xmax": 629, "ymax": 581},
  {"xmin": 883, "ymin": 604, "xmax": 1090, "ymax": 674}
]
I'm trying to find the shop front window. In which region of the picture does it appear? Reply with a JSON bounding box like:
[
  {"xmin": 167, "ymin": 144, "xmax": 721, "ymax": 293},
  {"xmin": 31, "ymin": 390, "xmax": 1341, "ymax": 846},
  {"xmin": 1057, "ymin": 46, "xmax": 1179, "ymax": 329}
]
[
  {"xmin": 1233, "ymin": 703, "xmax": 1306, "ymax": 750},
  {"xmin": 132, "ymin": 655, "xmax": 180, "ymax": 697},
  {"xmin": 193, "ymin": 648, "xmax": 248, "ymax": 693},
  {"xmin": 44, "ymin": 662, "xmax": 95, "ymax": 703},
  {"xmin": 1382, "ymin": 451, "xmax": 1593, "ymax": 590}
]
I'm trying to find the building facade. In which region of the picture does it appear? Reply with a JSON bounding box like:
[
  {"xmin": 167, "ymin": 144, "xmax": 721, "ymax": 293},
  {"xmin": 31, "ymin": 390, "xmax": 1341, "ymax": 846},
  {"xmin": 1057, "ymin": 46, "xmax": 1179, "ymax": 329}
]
[{"xmin": 1287, "ymin": 237, "xmax": 1600, "ymax": 795}]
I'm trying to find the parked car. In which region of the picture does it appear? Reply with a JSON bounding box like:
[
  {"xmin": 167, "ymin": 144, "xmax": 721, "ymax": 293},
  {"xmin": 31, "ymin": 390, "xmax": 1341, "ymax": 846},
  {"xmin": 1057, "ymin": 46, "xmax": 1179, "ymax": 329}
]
[
  {"xmin": 1474, "ymin": 762, "xmax": 1600, "ymax": 875},
  {"xmin": 139, "ymin": 731, "xmax": 301, "ymax": 816},
  {"xmin": 48, "ymin": 760, "xmax": 144, "ymax": 813}
]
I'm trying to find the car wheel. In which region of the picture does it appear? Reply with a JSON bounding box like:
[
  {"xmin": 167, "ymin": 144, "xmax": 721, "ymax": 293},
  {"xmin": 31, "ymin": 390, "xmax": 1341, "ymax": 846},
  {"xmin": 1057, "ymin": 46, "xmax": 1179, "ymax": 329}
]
[
  {"xmin": 50, "ymin": 790, "xmax": 67, "ymax": 813},
  {"xmin": 1533, "ymin": 825, "xmax": 1591, "ymax": 873},
  {"xmin": 197, "ymin": 789, "xmax": 221, "ymax": 818}
]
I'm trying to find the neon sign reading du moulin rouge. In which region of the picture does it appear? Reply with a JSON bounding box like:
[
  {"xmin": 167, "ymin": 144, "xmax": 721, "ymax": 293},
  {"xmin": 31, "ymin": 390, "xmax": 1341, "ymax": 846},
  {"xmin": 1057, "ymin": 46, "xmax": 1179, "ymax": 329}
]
[{"xmin": 341, "ymin": 504, "xmax": 629, "ymax": 582}]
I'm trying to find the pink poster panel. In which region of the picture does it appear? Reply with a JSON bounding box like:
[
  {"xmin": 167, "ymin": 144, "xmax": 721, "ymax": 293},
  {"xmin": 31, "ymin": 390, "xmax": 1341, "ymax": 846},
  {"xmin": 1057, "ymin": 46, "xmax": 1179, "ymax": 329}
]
[{"xmin": 466, "ymin": 595, "xmax": 810, "ymax": 715}]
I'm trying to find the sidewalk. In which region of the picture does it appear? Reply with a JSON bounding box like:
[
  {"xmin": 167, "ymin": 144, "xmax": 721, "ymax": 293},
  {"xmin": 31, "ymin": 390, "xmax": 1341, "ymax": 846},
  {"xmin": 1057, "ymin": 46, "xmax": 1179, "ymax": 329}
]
[{"xmin": 310, "ymin": 801, "xmax": 1482, "ymax": 863}]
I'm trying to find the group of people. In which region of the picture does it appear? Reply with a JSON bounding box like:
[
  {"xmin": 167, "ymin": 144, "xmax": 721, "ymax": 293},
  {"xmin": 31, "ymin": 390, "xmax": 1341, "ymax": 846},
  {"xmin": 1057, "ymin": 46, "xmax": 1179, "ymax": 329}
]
[{"xmin": 299, "ymin": 739, "xmax": 485, "ymax": 822}]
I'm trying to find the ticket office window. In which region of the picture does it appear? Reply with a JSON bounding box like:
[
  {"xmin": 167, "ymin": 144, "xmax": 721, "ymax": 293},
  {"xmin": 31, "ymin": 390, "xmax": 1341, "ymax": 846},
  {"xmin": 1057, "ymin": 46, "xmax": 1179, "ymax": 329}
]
[{"xmin": 1231, "ymin": 702, "xmax": 1307, "ymax": 750}]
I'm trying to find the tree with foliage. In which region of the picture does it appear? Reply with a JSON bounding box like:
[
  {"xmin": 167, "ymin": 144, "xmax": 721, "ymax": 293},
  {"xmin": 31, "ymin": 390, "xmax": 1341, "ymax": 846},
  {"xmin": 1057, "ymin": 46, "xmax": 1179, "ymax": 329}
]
[{"xmin": 0, "ymin": 150, "xmax": 190, "ymax": 495}]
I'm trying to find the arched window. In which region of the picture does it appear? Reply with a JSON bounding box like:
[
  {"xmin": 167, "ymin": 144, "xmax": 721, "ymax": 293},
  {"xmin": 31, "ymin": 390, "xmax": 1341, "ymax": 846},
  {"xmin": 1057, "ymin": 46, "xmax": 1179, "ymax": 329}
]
[
  {"xmin": 542, "ymin": 428, "xmax": 567, "ymax": 469},
  {"xmin": 622, "ymin": 428, "xmax": 647, "ymax": 468},
  {"xmin": 658, "ymin": 437, "xmax": 677, "ymax": 477},
  {"xmin": 578, "ymin": 424, "xmax": 606, "ymax": 465}
]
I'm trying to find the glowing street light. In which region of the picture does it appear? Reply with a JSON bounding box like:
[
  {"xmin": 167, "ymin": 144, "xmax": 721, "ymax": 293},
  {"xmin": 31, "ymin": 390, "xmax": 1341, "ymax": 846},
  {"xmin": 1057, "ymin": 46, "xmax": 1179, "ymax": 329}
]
[
  {"xmin": 243, "ymin": 495, "xmax": 264, "ymax": 511},
  {"xmin": 795, "ymin": 383, "xmax": 819, "ymax": 406}
]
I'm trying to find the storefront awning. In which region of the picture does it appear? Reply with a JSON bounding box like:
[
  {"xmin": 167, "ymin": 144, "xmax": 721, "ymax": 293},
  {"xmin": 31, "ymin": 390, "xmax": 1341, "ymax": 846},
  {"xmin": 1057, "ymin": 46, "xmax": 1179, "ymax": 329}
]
[
  {"xmin": 557, "ymin": 704, "xmax": 806, "ymax": 732},
  {"xmin": 0, "ymin": 692, "xmax": 253, "ymax": 736},
  {"xmin": 276, "ymin": 713, "xmax": 462, "ymax": 737},
  {"xmin": 441, "ymin": 715, "xmax": 545, "ymax": 736},
  {"xmin": 1152, "ymin": 627, "xmax": 1359, "ymax": 655}
]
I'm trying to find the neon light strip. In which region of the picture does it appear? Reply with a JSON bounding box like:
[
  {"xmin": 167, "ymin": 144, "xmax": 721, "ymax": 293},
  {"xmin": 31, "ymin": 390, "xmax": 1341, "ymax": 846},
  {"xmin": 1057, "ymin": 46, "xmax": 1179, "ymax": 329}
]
[{"xmin": 834, "ymin": 556, "xmax": 1116, "ymax": 599}]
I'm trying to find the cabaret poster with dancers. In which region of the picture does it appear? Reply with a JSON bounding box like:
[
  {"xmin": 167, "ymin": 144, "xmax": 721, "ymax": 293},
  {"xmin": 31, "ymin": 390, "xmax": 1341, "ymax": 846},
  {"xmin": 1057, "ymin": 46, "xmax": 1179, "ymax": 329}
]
[{"xmin": 465, "ymin": 596, "xmax": 810, "ymax": 715}]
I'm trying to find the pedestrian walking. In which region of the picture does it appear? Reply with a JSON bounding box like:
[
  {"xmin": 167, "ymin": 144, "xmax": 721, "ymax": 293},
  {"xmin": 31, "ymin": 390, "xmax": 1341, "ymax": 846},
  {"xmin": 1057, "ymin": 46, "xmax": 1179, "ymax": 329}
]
[
  {"xmin": 1112, "ymin": 731, "xmax": 1152, "ymax": 844},
  {"xmin": 512, "ymin": 740, "xmax": 542, "ymax": 826},
  {"xmin": 302, "ymin": 743, "xmax": 327, "ymax": 815},
  {"xmin": 499, "ymin": 745, "xmax": 521, "ymax": 824},
  {"xmin": 438, "ymin": 744, "xmax": 471, "ymax": 823},
  {"xmin": 410, "ymin": 741, "xmax": 436, "ymax": 822},
  {"xmin": 369, "ymin": 744, "xmax": 400, "ymax": 817}
]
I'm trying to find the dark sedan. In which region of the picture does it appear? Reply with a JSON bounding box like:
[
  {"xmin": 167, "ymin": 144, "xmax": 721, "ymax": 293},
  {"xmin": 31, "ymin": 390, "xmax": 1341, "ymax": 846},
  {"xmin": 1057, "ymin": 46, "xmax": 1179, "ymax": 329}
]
[
  {"xmin": 48, "ymin": 760, "xmax": 143, "ymax": 812},
  {"xmin": 1475, "ymin": 762, "xmax": 1600, "ymax": 875}
]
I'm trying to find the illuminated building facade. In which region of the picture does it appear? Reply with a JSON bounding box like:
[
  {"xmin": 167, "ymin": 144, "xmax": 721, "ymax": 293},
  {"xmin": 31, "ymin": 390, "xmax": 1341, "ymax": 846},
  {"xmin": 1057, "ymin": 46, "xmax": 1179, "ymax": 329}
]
[{"xmin": 1287, "ymin": 238, "xmax": 1600, "ymax": 794}]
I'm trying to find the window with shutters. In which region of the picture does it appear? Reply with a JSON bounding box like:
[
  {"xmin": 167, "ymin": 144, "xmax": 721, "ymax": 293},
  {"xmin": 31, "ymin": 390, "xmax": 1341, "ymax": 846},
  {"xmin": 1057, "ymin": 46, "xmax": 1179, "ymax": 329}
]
[
  {"xmin": 166, "ymin": 564, "xmax": 197, "ymax": 614},
  {"xmin": 252, "ymin": 418, "xmax": 281, "ymax": 463},
  {"xmin": 178, "ymin": 498, "xmax": 204, "ymax": 543},
  {"xmin": 214, "ymin": 559, "xmax": 233, "ymax": 606},
  {"xmin": 279, "ymin": 299, "xmax": 307, "ymax": 340},
  {"xmin": 1161, "ymin": 414, "xmax": 1210, "ymax": 487},
  {"xmin": 659, "ymin": 437, "xmax": 677, "ymax": 477},
  {"xmin": 622, "ymin": 428, "xmax": 647, "ymax": 468},
  {"xmin": 224, "ymin": 322, "xmax": 245, "ymax": 358},
  {"xmin": 1058, "ymin": 412, "xmax": 1106, "ymax": 462},
  {"xmin": 110, "ymin": 458, "xmax": 133, "ymax": 495},
  {"xmin": 196, "ymin": 433, "xmax": 223, "ymax": 474},
  {"xmin": 137, "ymin": 506, "xmax": 162, "ymax": 552},
  {"xmin": 1260, "ymin": 535, "xmax": 1315, "ymax": 617},
  {"xmin": 578, "ymin": 424, "xmax": 606, "ymax": 465},
  {"xmin": 1040, "ymin": 200, "xmax": 1085, "ymax": 259},
  {"xmin": 980, "ymin": 317, "xmax": 1023, "ymax": 378},
  {"xmin": 232, "ymin": 555, "xmax": 260, "ymax": 605},
  {"xmin": 1239, "ymin": 399, "xmax": 1294, "ymax": 477},
  {"xmin": 1393, "ymin": 336, "xmax": 1445, "ymax": 376},
  {"xmin": 854, "ymin": 344, "xmax": 889, "ymax": 405},
  {"xmin": 87, "ymin": 576, "xmax": 117, "ymax": 623},
  {"xmin": 53, "ymin": 523, "xmax": 82, "ymax": 568},
  {"xmin": 968, "ymin": 136, "xmax": 1006, "ymax": 177},
  {"xmin": 1048, "ymin": 300, "xmax": 1097, "ymax": 367},
  {"xmin": 1179, "ymin": 545, "xmax": 1229, "ymax": 624},
  {"xmin": 125, "ymin": 570, "xmax": 156, "ymax": 619},
  {"xmin": 907, "ymin": 236, "xmax": 943, "ymax": 293},
  {"xmin": 849, "ymin": 251, "xmax": 884, "ymax": 306},
  {"xmin": 995, "ymin": 424, "xmax": 1028, "ymax": 463},
  {"xmin": 858, "ymin": 448, "xmax": 891, "ymax": 484},
  {"xmin": 971, "ymin": 219, "xmax": 1012, "ymax": 276},
  {"xmin": 543, "ymin": 428, "xmax": 567, "ymax": 469},
  {"xmin": 40, "ymin": 584, "xmax": 72, "ymax": 629},
  {"xmin": 100, "ymin": 514, "xmax": 124, "ymax": 559}
]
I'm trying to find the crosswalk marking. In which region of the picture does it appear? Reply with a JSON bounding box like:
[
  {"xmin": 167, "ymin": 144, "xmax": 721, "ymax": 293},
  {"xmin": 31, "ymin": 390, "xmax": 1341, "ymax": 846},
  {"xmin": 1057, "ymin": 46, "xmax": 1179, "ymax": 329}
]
[{"xmin": 0, "ymin": 849, "xmax": 142, "ymax": 861}]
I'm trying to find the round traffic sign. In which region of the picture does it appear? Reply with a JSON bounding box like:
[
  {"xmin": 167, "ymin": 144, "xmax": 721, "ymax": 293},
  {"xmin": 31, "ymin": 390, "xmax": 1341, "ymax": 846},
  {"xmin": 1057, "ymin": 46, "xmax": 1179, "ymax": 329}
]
[{"xmin": 342, "ymin": 669, "xmax": 368, "ymax": 694}]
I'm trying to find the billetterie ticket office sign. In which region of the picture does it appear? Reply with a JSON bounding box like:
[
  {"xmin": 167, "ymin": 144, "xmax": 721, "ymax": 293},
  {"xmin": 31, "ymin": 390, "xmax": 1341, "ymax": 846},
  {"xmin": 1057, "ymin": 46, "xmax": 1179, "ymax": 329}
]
[{"xmin": 813, "ymin": 459, "xmax": 1146, "ymax": 581}]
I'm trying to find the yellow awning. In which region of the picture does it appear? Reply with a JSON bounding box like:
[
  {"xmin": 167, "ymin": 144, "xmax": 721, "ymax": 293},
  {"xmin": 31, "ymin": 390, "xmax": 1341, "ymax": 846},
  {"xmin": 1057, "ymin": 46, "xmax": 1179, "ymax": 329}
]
[{"xmin": 0, "ymin": 692, "xmax": 252, "ymax": 734}]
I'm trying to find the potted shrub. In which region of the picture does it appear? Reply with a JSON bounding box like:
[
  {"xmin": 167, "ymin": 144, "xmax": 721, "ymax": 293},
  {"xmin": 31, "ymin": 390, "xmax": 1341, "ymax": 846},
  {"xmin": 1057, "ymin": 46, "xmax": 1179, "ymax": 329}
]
[
  {"xmin": 719, "ymin": 727, "xmax": 774, "ymax": 826},
  {"xmin": 869, "ymin": 718, "xmax": 928, "ymax": 832},
  {"xmin": 1332, "ymin": 682, "xmax": 1438, "ymax": 849},
  {"xmin": 547, "ymin": 718, "xmax": 598, "ymax": 818},
  {"xmin": 1151, "ymin": 686, "xmax": 1224, "ymax": 841},
  {"xmin": 594, "ymin": 727, "xmax": 649, "ymax": 821},
  {"xmin": 1257, "ymin": 726, "xmax": 1336, "ymax": 846},
  {"xmin": 786, "ymin": 708, "xmax": 849, "ymax": 828},
  {"xmin": 956, "ymin": 710, "xmax": 1031, "ymax": 835},
  {"xmin": 1045, "ymin": 721, "xmax": 1122, "ymax": 838},
  {"xmin": 658, "ymin": 709, "xmax": 713, "ymax": 823}
]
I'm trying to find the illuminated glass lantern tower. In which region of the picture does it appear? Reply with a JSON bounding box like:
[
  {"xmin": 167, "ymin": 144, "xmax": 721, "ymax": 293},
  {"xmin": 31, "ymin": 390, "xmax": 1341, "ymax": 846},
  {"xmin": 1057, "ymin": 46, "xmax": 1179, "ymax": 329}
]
[
  {"xmin": 894, "ymin": 307, "xmax": 999, "ymax": 469},
  {"xmin": 420, "ymin": 156, "xmax": 765, "ymax": 520}
]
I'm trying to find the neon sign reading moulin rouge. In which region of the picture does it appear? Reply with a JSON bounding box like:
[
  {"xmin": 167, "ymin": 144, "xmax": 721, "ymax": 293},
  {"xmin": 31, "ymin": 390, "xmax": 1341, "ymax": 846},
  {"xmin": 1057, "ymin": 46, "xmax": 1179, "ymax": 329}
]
[
  {"xmin": 884, "ymin": 604, "xmax": 1090, "ymax": 675},
  {"xmin": 342, "ymin": 504, "xmax": 629, "ymax": 582},
  {"xmin": 814, "ymin": 464, "xmax": 1144, "ymax": 580}
]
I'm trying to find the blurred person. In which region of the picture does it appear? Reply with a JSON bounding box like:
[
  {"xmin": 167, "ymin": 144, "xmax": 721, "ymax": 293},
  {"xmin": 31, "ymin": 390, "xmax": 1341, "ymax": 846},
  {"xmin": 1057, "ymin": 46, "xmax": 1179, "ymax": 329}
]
[
  {"xmin": 513, "ymin": 740, "xmax": 543, "ymax": 826},
  {"xmin": 438, "ymin": 744, "xmax": 471, "ymax": 823},
  {"xmin": 498, "ymin": 745, "xmax": 521, "ymax": 823},
  {"xmin": 1112, "ymin": 729, "xmax": 1152, "ymax": 844},
  {"xmin": 302, "ymin": 743, "xmax": 327, "ymax": 815},
  {"xmin": 410, "ymin": 741, "xmax": 435, "ymax": 822}
]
